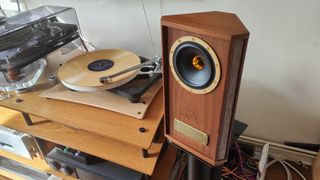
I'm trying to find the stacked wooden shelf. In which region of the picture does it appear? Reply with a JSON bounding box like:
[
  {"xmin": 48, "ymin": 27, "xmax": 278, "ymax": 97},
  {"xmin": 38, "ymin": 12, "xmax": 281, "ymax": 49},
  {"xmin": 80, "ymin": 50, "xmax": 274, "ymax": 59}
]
[
  {"xmin": 0, "ymin": 87, "xmax": 164, "ymax": 150},
  {"xmin": 0, "ymin": 169, "xmax": 23, "ymax": 180},
  {"xmin": 0, "ymin": 106, "xmax": 164, "ymax": 176}
]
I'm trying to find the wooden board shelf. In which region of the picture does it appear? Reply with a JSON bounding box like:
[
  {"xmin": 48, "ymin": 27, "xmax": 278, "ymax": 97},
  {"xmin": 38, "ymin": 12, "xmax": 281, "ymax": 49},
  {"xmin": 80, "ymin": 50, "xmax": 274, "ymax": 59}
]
[
  {"xmin": 0, "ymin": 169, "xmax": 24, "ymax": 180},
  {"xmin": 0, "ymin": 87, "xmax": 164, "ymax": 150},
  {"xmin": 0, "ymin": 107, "xmax": 164, "ymax": 175}
]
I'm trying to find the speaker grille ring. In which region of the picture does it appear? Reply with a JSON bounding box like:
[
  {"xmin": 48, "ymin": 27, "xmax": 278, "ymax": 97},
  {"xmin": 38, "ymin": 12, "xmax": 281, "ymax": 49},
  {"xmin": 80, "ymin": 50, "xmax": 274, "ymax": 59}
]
[{"xmin": 169, "ymin": 36, "xmax": 221, "ymax": 94}]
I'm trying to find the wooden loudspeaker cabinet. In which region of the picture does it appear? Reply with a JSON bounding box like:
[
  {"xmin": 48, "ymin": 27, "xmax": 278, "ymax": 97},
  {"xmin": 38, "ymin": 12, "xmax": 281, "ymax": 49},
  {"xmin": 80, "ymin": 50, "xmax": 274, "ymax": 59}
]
[{"xmin": 161, "ymin": 12, "xmax": 249, "ymax": 166}]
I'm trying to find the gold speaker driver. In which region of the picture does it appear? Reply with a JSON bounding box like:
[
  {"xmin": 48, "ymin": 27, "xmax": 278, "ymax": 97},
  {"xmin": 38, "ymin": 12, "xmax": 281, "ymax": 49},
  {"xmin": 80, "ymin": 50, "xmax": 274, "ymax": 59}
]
[{"xmin": 58, "ymin": 49, "xmax": 141, "ymax": 92}]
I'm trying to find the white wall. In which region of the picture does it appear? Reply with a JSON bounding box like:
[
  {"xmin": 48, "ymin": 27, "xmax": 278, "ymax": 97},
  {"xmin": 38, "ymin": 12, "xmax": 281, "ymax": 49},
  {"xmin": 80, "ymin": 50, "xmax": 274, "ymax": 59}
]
[{"xmin": 1, "ymin": 0, "xmax": 319, "ymax": 144}]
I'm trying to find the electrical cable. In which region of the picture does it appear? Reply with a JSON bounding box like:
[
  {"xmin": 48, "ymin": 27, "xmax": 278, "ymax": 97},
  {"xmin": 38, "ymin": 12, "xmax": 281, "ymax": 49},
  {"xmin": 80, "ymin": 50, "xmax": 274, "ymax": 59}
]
[
  {"xmin": 222, "ymin": 167, "xmax": 238, "ymax": 176},
  {"xmin": 278, "ymin": 159, "xmax": 292, "ymax": 180},
  {"xmin": 16, "ymin": 0, "xmax": 21, "ymax": 12},
  {"xmin": 222, "ymin": 144, "xmax": 258, "ymax": 179},
  {"xmin": 260, "ymin": 158, "xmax": 292, "ymax": 180},
  {"xmin": 259, "ymin": 159, "xmax": 276, "ymax": 180},
  {"xmin": 269, "ymin": 155, "xmax": 306, "ymax": 180},
  {"xmin": 80, "ymin": 37, "xmax": 89, "ymax": 52},
  {"xmin": 140, "ymin": 0, "xmax": 157, "ymax": 57},
  {"xmin": 283, "ymin": 160, "xmax": 307, "ymax": 180},
  {"xmin": 235, "ymin": 142, "xmax": 249, "ymax": 179},
  {"xmin": 222, "ymin": 167, "xmax": 246, "ymax": 180}
]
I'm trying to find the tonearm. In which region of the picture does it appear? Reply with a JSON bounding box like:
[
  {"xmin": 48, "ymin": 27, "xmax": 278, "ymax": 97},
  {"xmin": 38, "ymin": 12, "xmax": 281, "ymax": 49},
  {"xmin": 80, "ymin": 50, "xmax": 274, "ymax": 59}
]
[{"xmin": 99, "ymin": 57, "xmax": 161, "ymax": 84}]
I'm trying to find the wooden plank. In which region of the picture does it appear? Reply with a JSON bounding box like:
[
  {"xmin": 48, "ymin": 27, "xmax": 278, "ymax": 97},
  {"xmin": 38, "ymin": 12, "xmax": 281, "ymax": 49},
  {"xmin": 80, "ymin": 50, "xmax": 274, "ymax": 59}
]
[
  {"xmin": 0, "ymin": 87, "xmax": 164, "ymax": 149},
  {"xmin": 40, "ymin": 81, "xmax": 162, "ymax": 119},
  {"xmin": 0, "ymin": 169, "xmax": 24, "ymax": 180},
  {"xmin": 0, "ymin": 107, "xmax": 164, "ymax": 175},
  {"xmin": 0, "ymin": 174, "xmax": 13, "ymax": 180},
  {"xmin": 0, "ymin": 149, "xmax": 76, "ymax": 180}
]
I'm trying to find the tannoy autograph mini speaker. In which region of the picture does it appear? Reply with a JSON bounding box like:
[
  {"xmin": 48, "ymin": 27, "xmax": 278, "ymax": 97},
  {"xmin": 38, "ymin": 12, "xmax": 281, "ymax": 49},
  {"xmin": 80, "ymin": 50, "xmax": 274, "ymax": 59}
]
[{"xmin": 161, "ymin": 12, "xmax": 249, "ymax": 165}]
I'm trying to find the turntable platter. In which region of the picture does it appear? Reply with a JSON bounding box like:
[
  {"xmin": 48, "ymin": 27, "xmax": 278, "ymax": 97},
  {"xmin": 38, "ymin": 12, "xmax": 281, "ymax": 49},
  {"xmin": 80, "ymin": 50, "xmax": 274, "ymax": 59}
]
[{"xmin": 58, "ymin": 49, "xmax": 141, "ymax": 91}]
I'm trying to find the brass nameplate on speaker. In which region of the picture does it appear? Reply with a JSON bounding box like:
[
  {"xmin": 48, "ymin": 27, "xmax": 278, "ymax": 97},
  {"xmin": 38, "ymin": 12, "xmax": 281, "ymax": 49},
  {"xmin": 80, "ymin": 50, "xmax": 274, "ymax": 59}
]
[{"xmin": 174, "ymin": 119, "xmax": 208, "ymax": 145}]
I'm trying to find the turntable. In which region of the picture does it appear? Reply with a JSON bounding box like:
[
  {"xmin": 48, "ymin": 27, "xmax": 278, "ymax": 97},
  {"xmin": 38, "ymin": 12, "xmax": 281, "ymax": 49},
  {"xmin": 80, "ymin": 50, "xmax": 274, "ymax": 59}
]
[
  {"xmin": 42, "ymin": 49, "xmax": 162, "ymax": 119},
  {"xmin": 0, "ymin": 6, "xmax": 162, "ymax": 119},
  {"xmin": 0, "ymin": 6, "xmax": 80, "ymax": 92},
  {"xmin": 0, "ymin": 6, "xmax": 165, "ymax": 175},
  {"xmin": 57, "ymin": 49, "xmax": 162, "ymax": 102}
]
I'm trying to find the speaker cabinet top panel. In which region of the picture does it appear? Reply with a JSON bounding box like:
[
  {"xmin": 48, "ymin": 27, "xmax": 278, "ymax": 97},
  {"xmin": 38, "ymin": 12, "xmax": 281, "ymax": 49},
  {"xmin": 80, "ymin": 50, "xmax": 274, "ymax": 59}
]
[{"xmin": 161, "ymin": 11, "xmax": 249, "ymax": 40}]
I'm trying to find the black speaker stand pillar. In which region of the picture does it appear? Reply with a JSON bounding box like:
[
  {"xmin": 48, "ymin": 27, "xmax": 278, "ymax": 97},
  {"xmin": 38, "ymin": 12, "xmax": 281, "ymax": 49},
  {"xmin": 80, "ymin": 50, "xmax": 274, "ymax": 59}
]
[
  {"xmin": 169, "ymin": 120, "xmax": 247, "ymax": 180},
  {"xmin": 187, "ymin": 153, "xmax": 221, "ymax": 180}
]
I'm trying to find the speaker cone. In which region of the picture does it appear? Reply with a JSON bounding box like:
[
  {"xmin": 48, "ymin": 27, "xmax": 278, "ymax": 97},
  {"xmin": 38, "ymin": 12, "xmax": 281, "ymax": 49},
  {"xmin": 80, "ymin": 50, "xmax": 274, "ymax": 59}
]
[
  {"xmin": 173, "ymin": 42, "xmax": 215, "ymax": 89},
  {"xmin": 169, "ymin": 36, "xmax": 221, "ymax": 94}
]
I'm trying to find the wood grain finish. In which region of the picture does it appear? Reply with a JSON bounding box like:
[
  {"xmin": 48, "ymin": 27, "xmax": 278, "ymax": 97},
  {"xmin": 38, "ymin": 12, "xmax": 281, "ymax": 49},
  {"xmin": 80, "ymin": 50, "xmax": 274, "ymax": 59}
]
[
  {"xmin": 0, "ymin": 107, "xmax": 164, "ymax": 175},
  {"xmin": 40, "ymin": 80, "xmax": 161, "ymax": 119},
  {"xmin": 161, "ymin": 11, "xmax": 249, "ymax": 40},
  {"xmin": 0, "ymin": 174, "xmax": 12, "ymax": 180},
  {"xmin": 0, "ymin": 169, "xmax": 24, "ymax": 180},
  {"xmin": 0, "ymin": 87, "xmax": 163, "ymax": 149},
  {"xmin": 161, "ymin": 12, "xmax": 249, "ymax": 166}
]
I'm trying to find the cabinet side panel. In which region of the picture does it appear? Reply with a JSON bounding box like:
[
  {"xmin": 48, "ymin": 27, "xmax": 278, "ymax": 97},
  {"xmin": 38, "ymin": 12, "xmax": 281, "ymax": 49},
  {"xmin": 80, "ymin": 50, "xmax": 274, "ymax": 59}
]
[
  {"xmin": 161, "ymin": 25, "xmax": 170, "ymax": 135},
  {"xmin": 218, "ymin": 38, "xmax": 247, "ymax": 160}
]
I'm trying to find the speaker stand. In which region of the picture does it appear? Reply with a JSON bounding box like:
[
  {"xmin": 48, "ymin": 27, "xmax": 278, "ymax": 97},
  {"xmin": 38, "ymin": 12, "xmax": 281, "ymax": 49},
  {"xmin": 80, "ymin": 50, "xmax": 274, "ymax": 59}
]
[
  {"xmin": 187, "ymin": 153, "xmax": 221, "ymax": 180},
  {"xmin": 170, "ymin": 119, "xmax": 248, "ymax": 180}
]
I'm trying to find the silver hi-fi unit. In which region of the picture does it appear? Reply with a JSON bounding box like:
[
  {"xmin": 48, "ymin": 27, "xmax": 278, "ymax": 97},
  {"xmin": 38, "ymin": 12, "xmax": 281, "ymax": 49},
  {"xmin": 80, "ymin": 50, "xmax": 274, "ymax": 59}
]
[{"xmin": 0, "ymin": 126, "xmax": 39, "ymax": 159}]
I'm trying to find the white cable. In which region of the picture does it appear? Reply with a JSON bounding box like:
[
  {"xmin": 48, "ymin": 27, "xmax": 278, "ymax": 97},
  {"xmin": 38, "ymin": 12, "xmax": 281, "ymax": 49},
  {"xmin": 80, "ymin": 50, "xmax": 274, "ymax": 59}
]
[
  {"xmin": 278, "ymin": 160, "xmax": 292, "ymax": 180},
  {"xmin": 269, "ymin": 155, "xmax": 306, "ymax": 180},
  {"xmin": 283, "ymin": 160, "xmax": 307, "ymax": 180},
  {"xmin": 260, "ymin": 159, "xmax": 276, "ymax": 180},
  {"xmin": 260, "ymin": 158, "xmax": 292, "ymax": 180},
  {"xmin": 140, "ymin": 0, "xmax": 157, "ymax": 57}
]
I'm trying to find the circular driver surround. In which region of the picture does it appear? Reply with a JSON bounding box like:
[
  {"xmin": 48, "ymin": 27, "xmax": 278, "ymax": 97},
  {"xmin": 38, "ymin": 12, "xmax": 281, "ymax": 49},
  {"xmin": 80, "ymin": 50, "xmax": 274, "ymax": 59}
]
[{"xmin": 169, "ymin": 36, "xmax": 221, "ymax": 94}]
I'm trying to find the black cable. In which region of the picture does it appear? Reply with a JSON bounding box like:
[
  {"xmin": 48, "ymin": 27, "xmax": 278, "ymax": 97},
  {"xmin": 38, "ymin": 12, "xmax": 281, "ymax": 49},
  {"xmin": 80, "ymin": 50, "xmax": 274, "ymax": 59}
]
[
  {"xmin": 80, "ymin": 37, "xmax": 89, "ymax": 52},
  {"xmin": 16, "ymin": 0, "xmax": 21, "ymax": 12}
]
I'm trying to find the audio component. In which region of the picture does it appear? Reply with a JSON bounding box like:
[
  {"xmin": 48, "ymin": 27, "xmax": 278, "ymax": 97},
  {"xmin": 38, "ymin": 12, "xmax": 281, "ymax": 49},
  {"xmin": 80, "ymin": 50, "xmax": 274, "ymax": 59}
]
[
  {"xmin": 0, "ymin": 156, "xmax": 50, "ymax": 179},
  {"xmin": 46, "ymin": 147, "xmax": 143, "ymax": 180},
  {"xmin": 161, "ymin": 11, "xmax": 249, "ymax": 165},
  {"xmin": 0, "ymin": 6, "xmax": 80, "ymax": 92},
  {"xmin": 0, "ymin": 126, "xmax": 39, "ymax": 159}
]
